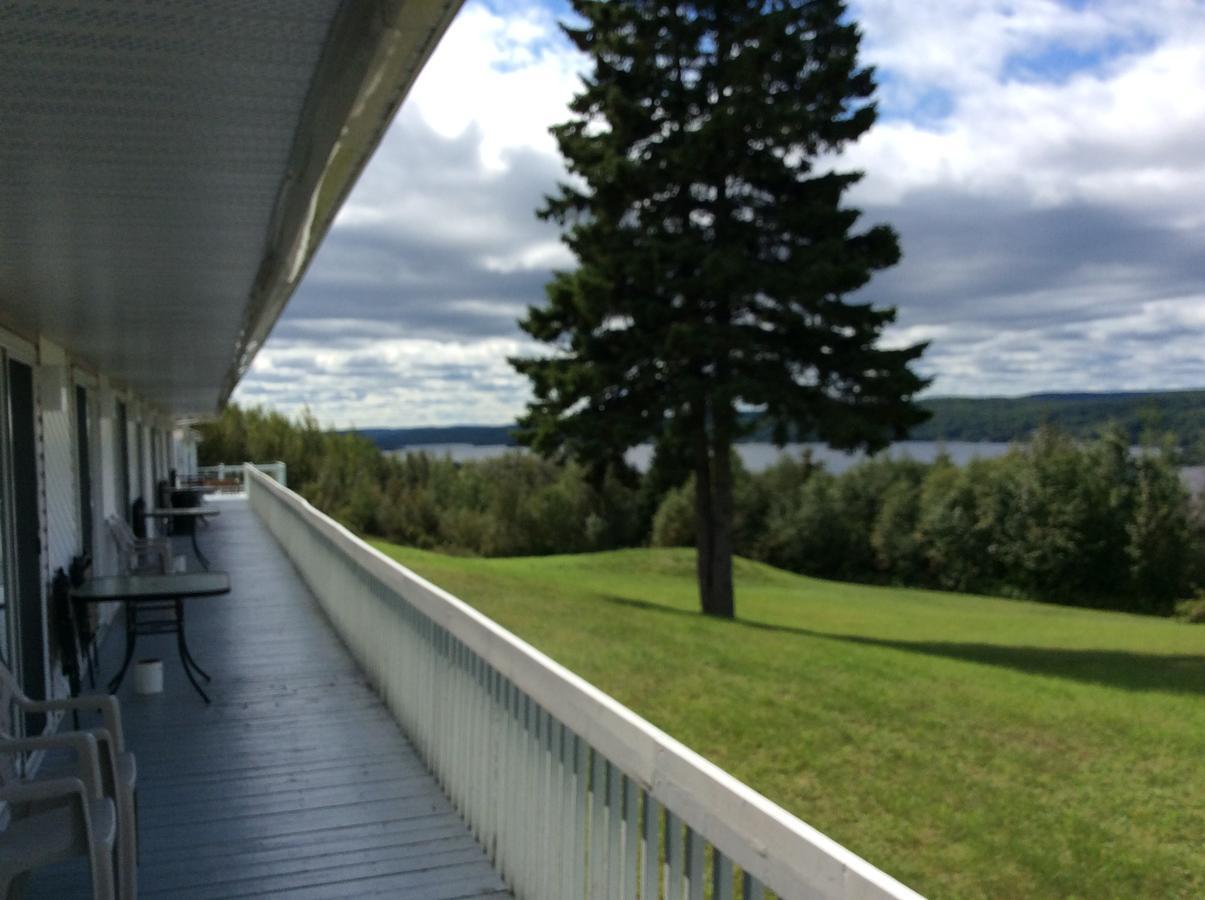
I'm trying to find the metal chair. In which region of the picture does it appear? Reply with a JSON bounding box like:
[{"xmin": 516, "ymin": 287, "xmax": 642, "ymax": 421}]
[
  {"xmin": 107, "ymin": 514, "xmax": 170, "ymax": 574},
  {"xmin": 0, "ymin": 664, "xmax": 137, "ymax": 899},
  {"xmin": 0, "ymin": 731, "xmax": 117, "ymax": 900}
]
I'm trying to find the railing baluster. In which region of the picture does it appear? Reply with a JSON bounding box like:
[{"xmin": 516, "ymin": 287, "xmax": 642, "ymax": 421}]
[
  {"xmin": 557, "ymin": 722, "xmax": 573, "ymax": 898},
  {"xmin": 685, "ymin": 827, "xmax": 704, "ymax": 900},
  {"xmin": 713, "ymin": 849, "xmax": 734, "ymax": 900},
  {"xmin": 608, "ymin": 760, "xmax": 623, "ymax": 895},
  {"xmin": 574, "ymin": 734, "xmax": 590, "ymax": 898},
  {"xmin": 622, "ymin": 775, "xmax": 639, "ymax": 899},
  {"xmin": 497, "ymin": 679, "xmax": 514, "ymax": 881},
  {"xmin": 537, "ymin": 706, "xmax": 554, "ymax": 900},
  {"xmin": 666, "ymin": 809, "xmax": 685, "ymax": 900},
  {"xmin": 642, "ymin": 793, "xmax": 660, "ymax": 900},
  {"xmin": 742, "ymin": 871, "xmax": 764, "ymax": 899},
  {"xmin": 520, "ymin": 691, "xmax": 535, "ymax": 891},
  {"xmin": 589, "ymin": 748, "xmax": 608, "ymax": 897}
]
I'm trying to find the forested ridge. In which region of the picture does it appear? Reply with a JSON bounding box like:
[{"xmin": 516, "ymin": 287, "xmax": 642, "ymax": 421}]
[
  {"xmin": 201, "ymin": 405, "xmax": 1205, "ymax": 617},
  {"xmin": 353, "ymin": 389, "xmax": 1205, "ymax": 462}
]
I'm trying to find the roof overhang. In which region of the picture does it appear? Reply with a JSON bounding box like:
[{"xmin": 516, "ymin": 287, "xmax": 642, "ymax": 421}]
[{"xmin": 0, "ymin": 0, "xmax": 462, "ymax": 415}]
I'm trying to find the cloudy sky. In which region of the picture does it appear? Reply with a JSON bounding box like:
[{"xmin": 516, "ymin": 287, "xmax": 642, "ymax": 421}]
[{"xmin": 234, "ymin": 0, "xmax": 1205, "ymax": 428}]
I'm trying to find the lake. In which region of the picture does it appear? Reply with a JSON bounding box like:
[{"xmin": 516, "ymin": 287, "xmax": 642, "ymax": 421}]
[
  {"xmin": 387, "ymin": 441, "xmax": 1205, "ymax": 490},
  {"xmin": 389, "ymin": 440, "xmax": 1015, "ymax": 473}
]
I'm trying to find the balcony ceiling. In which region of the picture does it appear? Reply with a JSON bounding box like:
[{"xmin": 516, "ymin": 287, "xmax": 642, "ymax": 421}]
[{"xmin": 0, "ymin": 0, "xmax": 460, "ymax": 414}]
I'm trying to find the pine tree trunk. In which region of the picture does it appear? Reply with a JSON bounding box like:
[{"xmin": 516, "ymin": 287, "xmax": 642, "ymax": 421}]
[
  {"xmin": 708, "ymin": 408, "xmax": 735, "ymax": 619},
  {"xmin": 692, "ymin": 407, "xmax": 715, "ymax": 612},
  {"xmin": 692, "ymin": 400, "xmax": 735, "ymax": 618}
]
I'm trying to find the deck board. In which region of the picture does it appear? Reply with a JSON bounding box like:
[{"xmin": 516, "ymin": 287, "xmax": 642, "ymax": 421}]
[{"xmin": 25, "ymin": 498, "xmax": 508, "ymax": 899}]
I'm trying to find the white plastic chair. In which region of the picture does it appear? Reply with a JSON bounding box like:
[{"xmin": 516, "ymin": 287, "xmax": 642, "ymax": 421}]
[
  {"xmin": 1, "ymin": 731, "xmax": 117, "ymax": 900},
  {"xmin": 107, "ymin": 514, "xmax": 170, "ymax": 574},
  {"xmin": 0, "ymin": 665, "xmax": 136, "ymax": 899}
]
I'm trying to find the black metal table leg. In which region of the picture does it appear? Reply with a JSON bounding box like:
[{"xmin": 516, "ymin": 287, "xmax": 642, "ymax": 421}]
[
  {"xmin": 190, "ymin": 530, "xmax": 210, "ymax": 570},
  {"xmin": 175, "ymin": 601, "xmax": 210, "ymax": 703},
  {"xmin": 174, "ymin": 600, "xmax": 211, "ymax": 682},
  {"xmin": 108, "ymin": 606, "xmax": 139, "ymax": 693}
]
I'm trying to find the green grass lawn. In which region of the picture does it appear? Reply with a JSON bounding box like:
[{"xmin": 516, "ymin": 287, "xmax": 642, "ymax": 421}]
[{"xmin": 369, "ymin": 540, "xmax": 1204, "ymax": 899}]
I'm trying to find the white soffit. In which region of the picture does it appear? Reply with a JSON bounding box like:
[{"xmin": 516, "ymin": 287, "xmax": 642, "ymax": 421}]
[{"xmin": 0, "ymin": 0, "xmax": 462, "ymax": 414}]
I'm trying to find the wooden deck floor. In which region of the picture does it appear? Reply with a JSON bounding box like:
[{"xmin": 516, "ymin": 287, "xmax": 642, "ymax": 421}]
[{"xmin": 26, "ymin": 498, "xmax": 509, "ymax": 899}]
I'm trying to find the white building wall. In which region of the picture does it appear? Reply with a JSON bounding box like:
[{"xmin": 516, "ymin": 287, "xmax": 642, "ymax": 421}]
[
  {"xmin": 94, "ymin": 379, "xmax": 121, "ymax": 577},
  {"xmin": 37, "ymin": 338, "xmax": 81, "ymax": 582}
]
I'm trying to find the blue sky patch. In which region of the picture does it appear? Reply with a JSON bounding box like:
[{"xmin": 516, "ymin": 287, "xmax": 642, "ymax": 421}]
[{"xmin": 1003, "ymin": 32, "xmax": 1158, "ymax": 85}]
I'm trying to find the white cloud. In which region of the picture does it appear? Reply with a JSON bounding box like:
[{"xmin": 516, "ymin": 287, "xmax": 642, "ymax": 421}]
[
  {"xmin": 242, "ymin": 0, "xmax": 1205, "ymax": 426},
  {"xmin": 405, "ymin": 3, "xmax": 587, "ymax": 170}
]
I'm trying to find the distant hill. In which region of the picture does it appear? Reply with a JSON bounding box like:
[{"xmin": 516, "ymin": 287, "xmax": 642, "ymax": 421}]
[
  {"xmin": 354, "ymin": 389, "xmax": 1205, "ymax": 459},
  {"xmin": 355, "ymin": 425, "xmax": 517, "ymax": 449},
  {"xmin": 911, "ymin": 390, "xmax": 1205, "ymax": 448}
]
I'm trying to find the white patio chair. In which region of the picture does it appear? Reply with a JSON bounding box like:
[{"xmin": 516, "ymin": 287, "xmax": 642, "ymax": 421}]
[
  {"xmin": 0, "ymin": 731, "xmax": 117, "ymax": 900},
  {"xmin": 107, "ymin": 514, "xmax": 170, "ymax": 574},
  {"xmin": 1, "ymin": 664, "xmax": 137, "ymax": 899}
]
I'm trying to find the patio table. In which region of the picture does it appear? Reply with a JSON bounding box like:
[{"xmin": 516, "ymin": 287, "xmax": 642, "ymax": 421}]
[
  {"xmin": 72, "ymin": 572, "xmax": 231, "ymax": 703},
  {"xmin": 142, "ymin": 506, "xmax": 221, "ymax": 569}
]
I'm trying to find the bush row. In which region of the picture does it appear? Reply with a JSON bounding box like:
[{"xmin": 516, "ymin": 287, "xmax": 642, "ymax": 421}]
[
  {"xmin": 653, "ymin": 428, "xmax": 1203, "ymax": 613},
  {"xmin": 200, "ymin": 407, "xmax": 1204, "ymax": 615}
]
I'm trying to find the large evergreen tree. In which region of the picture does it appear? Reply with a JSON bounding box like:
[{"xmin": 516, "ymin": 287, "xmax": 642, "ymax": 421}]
[{"xmin": 511, "ymin": 0, "xmax": 929, "ymax": 618}]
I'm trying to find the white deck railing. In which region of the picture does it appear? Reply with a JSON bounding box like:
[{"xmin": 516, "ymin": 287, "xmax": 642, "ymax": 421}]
[
  {"xmin": 186, "ymin": 461, "xmax": 287, "ymax": 492},
  {"xmin": 245, "ymin": 465, "xmax": 922, "ymax": 900}
]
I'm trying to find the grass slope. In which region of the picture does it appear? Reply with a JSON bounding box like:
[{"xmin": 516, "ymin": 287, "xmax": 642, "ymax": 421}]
[{"xmin": 370, "ymin": 541, "xmax": 1204, "ymax": 899}]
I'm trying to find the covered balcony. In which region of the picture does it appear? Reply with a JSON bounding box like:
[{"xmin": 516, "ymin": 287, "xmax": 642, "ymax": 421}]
[{"xmin": 26, "ymin": 496, "xmax": 509, "ymax": 898}]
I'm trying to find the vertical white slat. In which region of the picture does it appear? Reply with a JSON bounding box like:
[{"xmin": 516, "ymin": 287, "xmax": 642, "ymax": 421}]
[
  {"xmin": 458, "ymin": 642, "xmax": 469, "ymax": 806},
  {"xmin": 685, "ymin": 828, "xmax": 704, "ymax": 900},
  {"xmin": 556, "ymin": 722, "xmax": 575, "ymax": 900},
  {"xmin": 517, "ymin": 690, "xmax": 534, "ymax": 894},
  {"xmin": 450, "ymin": 639, "xmax": 464, "ymax": 811},
  {"xmin": 666, "ymin": 810, "xmax": 685, "ymax": 900},
  {"xmin": 465, "ymin": 647, "xmax": 480, "ymax": 831},
  {"xmin": 548, "ymin": 718, "xmax": 566, "ymax": 899},
  {"xmin": 488, "ymin": 666, "xmax": 503, "ymax": 863},
  {"xmin": 713, "ymin": 850, "xmax": 734, "ymax": 900},
  {"xmin": 458, "ymin": 642, "xmax": 471, "ymax": 816},
  {"xmin": 474, "ymin": 660, "xmax": 489, "ymax": 848},
  {"xmin": 541, "ymin": 711, "xmax": 558, "ymax": 900},
  {"xmin": 588, "ymin": 749, "xmax": 608, "ymax": 897},
  {"xmin": 522, "ymin": 694, "xmax": 539, "ymax": 896},
  {"xmin": 573, "ymin": 733, "xmax": 590, "ymax": 898},
  {"xmin": 530, "ymin": 708, "xmax": 549, "ymax": 896},
  {"xmin": 622, "ymin": 776, "xmax": 639, "ymax": 899},
  {"xmin": 527, "ymin": 695, "xmax": 543, "ymax": 896},
  {"xmin": 496, "ymin": 680, "xmax": 515, "ymax": 881},
  {"xmin": 607, "ymin": 761, "xmax": 623, "ymax": 895},
  {"xmin": 742, "ymin": 872, "xmax": 764, "ymax": 899},
  {"xmin": 642, "ymin": 794, "xmax": 660, "ymax": 900}
]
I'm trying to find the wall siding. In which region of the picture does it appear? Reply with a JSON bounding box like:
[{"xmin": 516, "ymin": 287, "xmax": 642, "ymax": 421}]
[{"xmin": 39, "ymin": 367, "xmax": 80, "ymax": 577}]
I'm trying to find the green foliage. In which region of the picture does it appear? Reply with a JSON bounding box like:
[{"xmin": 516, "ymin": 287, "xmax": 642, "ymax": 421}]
[
  {"xmin": 198, "ymin": 406, "xmax": 643, "ymax": 558},
  {"xmin": 1175, "ymin": 593, "xmax": 1205, "ymax": 623},
  {"xmin": 646, "ymin": 426, "xmax": 1202, "ymax": 612},
  {"xmin": 650, "ymin": 477, "xmax": 696, "ymax": 547},
  {"xmin": 202, "ymin": 406, "xmax": 1203, "ymax": 614}
]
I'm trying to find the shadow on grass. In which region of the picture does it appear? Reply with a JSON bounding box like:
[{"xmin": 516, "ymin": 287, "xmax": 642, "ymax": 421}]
[{"xmin": 598, "ymin": 595, "xmax": 1205, "ymax": 696}]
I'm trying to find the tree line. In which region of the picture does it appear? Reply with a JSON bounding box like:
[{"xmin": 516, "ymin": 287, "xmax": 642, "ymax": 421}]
[{"xmin": 200, "ymin": 405, "xmax": 1203, "ymax": 616}]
